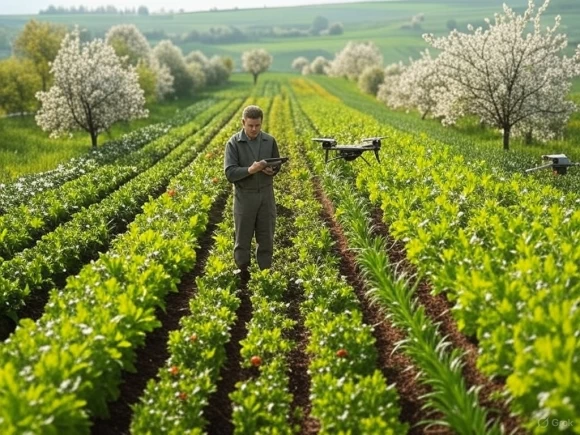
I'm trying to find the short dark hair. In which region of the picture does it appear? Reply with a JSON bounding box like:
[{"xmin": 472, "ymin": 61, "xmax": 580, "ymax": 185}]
[{"xmin": 242, "ymin": 105, "xmax": 263, "ymax": 120}]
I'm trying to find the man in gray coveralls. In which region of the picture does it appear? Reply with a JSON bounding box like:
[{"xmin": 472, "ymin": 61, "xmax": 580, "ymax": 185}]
[{"xmin": 224, "ymin": 105, "xmax": 280, "ymax": 275}]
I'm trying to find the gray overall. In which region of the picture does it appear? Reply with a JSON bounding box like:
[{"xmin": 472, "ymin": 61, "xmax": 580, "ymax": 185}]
[{"xmin": 224, "ymin": 129, "xmax": 280, "ymax": 270}]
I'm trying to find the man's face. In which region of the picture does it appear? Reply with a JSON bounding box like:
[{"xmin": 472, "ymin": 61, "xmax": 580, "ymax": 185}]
[{"xmin": 242, "ymin": 117, "xmax": 262, "ymax": 140}]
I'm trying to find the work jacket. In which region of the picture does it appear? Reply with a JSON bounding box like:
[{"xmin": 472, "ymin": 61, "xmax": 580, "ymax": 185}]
[{"xmin": 224, "ymin": 129, "xmax": 280, "ymax": 191}]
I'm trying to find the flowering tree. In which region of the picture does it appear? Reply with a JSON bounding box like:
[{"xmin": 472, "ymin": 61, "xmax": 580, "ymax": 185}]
[
  {"xmin": 185, "ymin": 51, "xmax": 231, "ymax": 86},
  {"xmin": 377, "ymin": 62, "xmax": 407, "ymax": 110},
  {"xmin": 241, "ymin": 49, "xmax": 272, "ymax": 85},
  {"xmin": 424, "ymin": 0, "xmax": 580, "ymax": 149},
  {"xmin": 292, "ymin": 56, "xmax": 309, "ymax": 72},
  {"xmin": 106, "ymin": 24, "xmax": 173, "ymax": 101},
  {"xmin": 36, "ymin": 29, "xmax": 148, "ymax": 148},
  {"xmin": 153, "ymin": 40, "xmax": 192, "ymax": 96},
  {"xmin": 381, "ymin": 50, "xmax": 443, "ymax": 119},
  {"xmin": 105, "ymin": 24, "xmax": 150, "ymax": 66},
  {"xmin": 326, "ymin": 41, "xmax": 383, "ymax": 81}
]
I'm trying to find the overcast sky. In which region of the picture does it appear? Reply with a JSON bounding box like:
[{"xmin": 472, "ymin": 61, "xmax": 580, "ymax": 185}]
[{"xmin": 0, "ymin": 0, "xmax": 367, "ymax": 15}]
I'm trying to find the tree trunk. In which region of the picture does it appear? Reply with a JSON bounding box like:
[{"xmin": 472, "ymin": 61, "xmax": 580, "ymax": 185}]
[
  {"xmin": 524, "ymin": 130, "xmax": 533, "ymax": 145},
  {"xmin": 90, "ymin": 130, "xmax": 98, "ymax": 148},
  {"xmin": 253, "ymin": 73, "xmax": 258, "ymax": 85},
  {"xmin": 503, "ymin": 126, "xmax": 510, "ymax": 151}
]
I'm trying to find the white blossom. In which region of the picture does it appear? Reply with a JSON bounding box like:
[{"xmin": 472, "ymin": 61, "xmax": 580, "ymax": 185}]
[
  {"xmin": 326, "ymin": 41, "xmax": 383, "ymax": 81},
  {"xmin": 292, "ymin": 56, "xmax": 309, "ymax": 71},
  {"xmin": 105, "ymin": 25, "xmax": 174, "ymax": 101},
  {"xmin": 35, "ymin": 28, "xmax": 148, "ymax": 148},
  {"xmin": 380, "ymin": 50, "xmax": 444, "ymax": 119},
  {"xmin": 241, "ymin": 48, "xmax": 273, "ymax": 85},
  {"xmin": 377, "ymin": 61, "xmax": 406, "ymax": 108},
  {"xmin": 423, "ymin": 0, "xmax": 580, "ymax": 149},
  {"xmin": 153, "ymin": 40, "xmax": 192, "ymax": 96},
  {"xmin": 105, "ymin": 24, "xmax": 151, "ymax": 66}
]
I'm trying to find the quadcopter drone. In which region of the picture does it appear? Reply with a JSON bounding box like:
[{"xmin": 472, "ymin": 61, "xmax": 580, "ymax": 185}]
[
  {"xmin": 312, "ymin": 137, "xmax": 384, "ymax": 164},
  {"xmin": 525, "ymin": 154, "xmax": 580, "ymax": 175}
]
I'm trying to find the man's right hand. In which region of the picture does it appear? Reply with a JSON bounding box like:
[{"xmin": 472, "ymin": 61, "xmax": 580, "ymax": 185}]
[{"xmin": 248, "ymin": 160, "xmax": 267, "ymax": 174}]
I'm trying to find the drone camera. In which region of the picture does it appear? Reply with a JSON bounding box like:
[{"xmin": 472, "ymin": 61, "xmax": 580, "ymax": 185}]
[{"xmin": 526, "ymin": 153, "xmax": 579, "ymax": 175}]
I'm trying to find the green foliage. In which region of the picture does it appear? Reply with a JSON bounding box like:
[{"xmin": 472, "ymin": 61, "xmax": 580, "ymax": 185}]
[
  {"xmin": 358, "ymin": 65, "xmax": 385, "ymax": 96},
  {"xmin": 12, "ymin": 20, "xmax": 66, "ymax": 92},
  {"xmin": 0, "ymin": 58, "xmax": 42, "ymax": 115},
  {"xmin": 136, "ymin": 62, "xmax": 158, "ymax": 103}
]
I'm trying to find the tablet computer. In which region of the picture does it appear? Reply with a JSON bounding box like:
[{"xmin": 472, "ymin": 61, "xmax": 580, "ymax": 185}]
[{"xmin": 264, "ymin": 157, "xmax": 289, "ymax": 166}]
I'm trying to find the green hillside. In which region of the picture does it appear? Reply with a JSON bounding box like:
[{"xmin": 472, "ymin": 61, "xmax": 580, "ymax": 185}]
[{"xmin": 3, "ymin": 0, "xmax": 579, "ymax": 71}]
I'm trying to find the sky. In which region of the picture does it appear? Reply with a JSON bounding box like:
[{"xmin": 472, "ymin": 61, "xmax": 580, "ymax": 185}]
[{"xmin": 0, "ymin": 0, "xmax": 368, "ymax": 15}]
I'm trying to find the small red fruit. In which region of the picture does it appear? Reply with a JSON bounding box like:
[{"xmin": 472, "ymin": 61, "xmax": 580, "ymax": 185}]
[
  {"xmin": 250, "ymin": 355, "xmax": 262, "ymax": 367},
  {"xmin": 176, "ymin": 391, "xmax": 188, "ymax": 401},
  {"xmin": 189, "ymin": 333, "xmax": 198, "ymax": 343},
  {"xmin": 168, "ymin": 365, "xmax": 179, "ymax": 376},
  {"xmin": 167, "ymin": 189, "xmax": 176, "ymax": 197},
  {"xmin": 336, "ymin": 349, "xmax": 348, "ymax": 358}
]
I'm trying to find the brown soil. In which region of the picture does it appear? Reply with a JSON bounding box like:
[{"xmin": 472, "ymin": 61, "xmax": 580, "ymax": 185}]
[
  {"xmin": 368, "ymin": 208, "xmax": 526, "ymax": 434},
  {"xmin": 286, "ymin": 280, "xmax": 319, "ymax": 434},
  {"xmin": 90, "ymin": 192, "xmax": 228, "ymax": 435},
  {"xmin": 312, "ymin": 178, "xmax": 449, "ymax": 435},
  {"xmin": 203, "ymin": 276, "xmax": 252, "ymax": 435}
]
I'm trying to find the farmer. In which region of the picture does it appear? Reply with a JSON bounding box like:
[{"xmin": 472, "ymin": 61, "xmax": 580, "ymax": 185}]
[{"xmin": 223, "ymin": 105, "xmax": 281, "ymax": 275}]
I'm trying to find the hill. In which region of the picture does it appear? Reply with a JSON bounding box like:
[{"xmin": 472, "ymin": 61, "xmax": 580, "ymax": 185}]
[{"xmin": 4, "ymin": 0, "xmax": 580, "ymax": 71}]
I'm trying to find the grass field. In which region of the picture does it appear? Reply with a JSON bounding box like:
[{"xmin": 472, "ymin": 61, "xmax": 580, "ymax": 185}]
[
  {"xmin": 0, "ymin": 94, "xmax": 203, "ymax": 182},
  {"xmin": 4, "ymin": 0, "xmax": 579, "ymax": 72}
]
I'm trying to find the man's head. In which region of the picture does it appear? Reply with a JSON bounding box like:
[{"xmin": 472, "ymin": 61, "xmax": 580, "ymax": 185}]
[{"xmin": 242, "ymin": 105, "xmax": 263, "ymax": 140}]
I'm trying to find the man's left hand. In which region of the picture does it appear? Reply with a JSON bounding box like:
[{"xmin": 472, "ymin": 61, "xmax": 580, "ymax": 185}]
[{"xmin": 262, "ymin": 166, "xmax": 276, "ymax": 176}]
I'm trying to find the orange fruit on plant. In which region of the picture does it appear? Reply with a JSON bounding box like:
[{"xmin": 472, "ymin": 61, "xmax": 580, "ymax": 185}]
[
  {"xmin": 336, "ymin": 349, "xmax": 348, "ymax": 358},
  {"xmin": 167, "ymin": 189, "xmax": 176, "ymax": 197},
  {"xmin": 250, "ymin": 355, "xmax": 262, "ymax": 367},
  {"xmin": 168, "ymin": 365, "xmax": 179, "ymax": 376}
]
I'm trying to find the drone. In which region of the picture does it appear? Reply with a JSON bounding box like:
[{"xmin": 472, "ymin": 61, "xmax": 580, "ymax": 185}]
[
  {"xmin": 312, "ymin": 137, "xmax": 384, "ymax": 164},
  {"xmin": 525, "ymin": 154, "xmax": 580, "ymax": 175}
]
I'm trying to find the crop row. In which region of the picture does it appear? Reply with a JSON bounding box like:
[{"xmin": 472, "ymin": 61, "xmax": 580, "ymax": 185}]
[
  {"xmin": 0, "ymin": 97, "xmax": 225, "ymax": 215},
  {"xmin": 0, "ymin": 98, "xmax": 233, "ymax": 261},
  {"xmin": 129, "ymin": 95, "xmax": 273, "ymax": 433},
  {"xmin": 271, "ymin": 90, "xmax": 407, "ymax": 432},
  {"xmin": 287, "ymin": 81, "xmax": 500, "ymax": 433},
  {"xmin": 0, "ymin": 97, "xmax": 244, "ymax": 323},
  {"xmin": 312, "ymin": 76, "xmax": 580, "ymax": 194},
  {"xmin": 0, "ymin": 92, "xmax": 246, "ymax": 433},
  {"xmin": 291, "ymin": 77, "xmax": 579, "ymax": 432}
]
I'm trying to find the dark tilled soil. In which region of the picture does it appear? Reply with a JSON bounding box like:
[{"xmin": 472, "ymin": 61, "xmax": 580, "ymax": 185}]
[
  {"xmin": 203, "ymin": 277, "xmax": 253, "ymax": 435},
  {"xmin": 368, "ymin": 207, "xmax": 526, "ymax": 434},
  {"xmin": 91, "ymin": 192, "xmax": 227, "ymax": 435},
  {"xmin": 89, "ymin": 176, "xmax": 525, "ymax": 435},
  {"xmin": 286, "ymin": 281, "xmax": 318, "ymax": 434},
  {"xmin": 313, "ymin": 179, "xmax": 449, "ymax": 435}
]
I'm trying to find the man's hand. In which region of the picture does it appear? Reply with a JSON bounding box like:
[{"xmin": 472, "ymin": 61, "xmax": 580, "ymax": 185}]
[
  {"xmin": 248, "ymin": 160, "xmax": 267, "ymax": 174},
  {"xmin": 262, "ymin": 166, "xmax": 276, "ymax": 176}
]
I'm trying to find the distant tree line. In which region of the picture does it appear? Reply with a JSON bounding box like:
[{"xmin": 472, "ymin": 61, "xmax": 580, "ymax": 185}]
[{"xmin": 39, "ymin": 5, "xmax": 150, "ymax": 15}]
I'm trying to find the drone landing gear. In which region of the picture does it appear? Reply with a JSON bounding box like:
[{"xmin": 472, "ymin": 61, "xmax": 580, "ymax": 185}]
[{"xmin": 324, "ymin": 149, "xmax": 381, "ymax": 165}]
